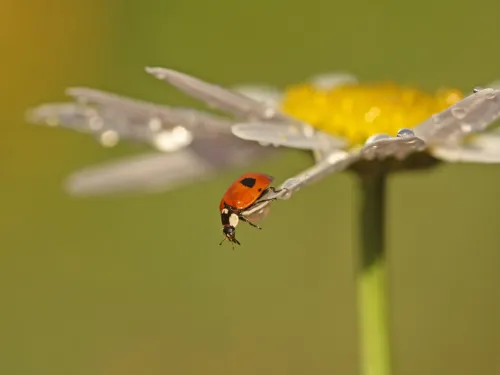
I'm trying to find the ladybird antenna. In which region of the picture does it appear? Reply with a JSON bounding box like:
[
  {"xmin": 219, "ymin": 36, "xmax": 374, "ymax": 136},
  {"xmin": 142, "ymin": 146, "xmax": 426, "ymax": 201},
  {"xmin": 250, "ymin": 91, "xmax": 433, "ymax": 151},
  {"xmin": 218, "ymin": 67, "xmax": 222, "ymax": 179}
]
[{"xmin": 219, "ymin": 237, "xmax": 227, "ymax": 246}]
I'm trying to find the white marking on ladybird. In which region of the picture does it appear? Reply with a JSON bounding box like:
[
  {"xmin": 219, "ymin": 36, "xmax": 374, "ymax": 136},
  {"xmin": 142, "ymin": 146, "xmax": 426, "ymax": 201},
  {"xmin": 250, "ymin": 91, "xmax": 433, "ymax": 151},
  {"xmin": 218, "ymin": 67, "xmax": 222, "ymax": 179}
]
[
  {"xmin": 229, "ymin": 213, "xmax": 239, "ymax": 227},
  {"xmin": 221, "ymin": 208, "xmax": 229, "ymax": 215}
]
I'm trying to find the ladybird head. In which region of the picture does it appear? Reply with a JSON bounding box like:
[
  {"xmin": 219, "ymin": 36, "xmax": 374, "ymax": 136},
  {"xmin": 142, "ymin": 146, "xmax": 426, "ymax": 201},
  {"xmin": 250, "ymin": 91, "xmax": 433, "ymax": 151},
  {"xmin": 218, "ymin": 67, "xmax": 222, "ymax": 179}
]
[
  {"xmin": 221, "ymin": 225, "xmax": 241, "ymax": 246},
  {"xmin": 219, "ymin": 207, "xmax": 241, "ymax": 247}
]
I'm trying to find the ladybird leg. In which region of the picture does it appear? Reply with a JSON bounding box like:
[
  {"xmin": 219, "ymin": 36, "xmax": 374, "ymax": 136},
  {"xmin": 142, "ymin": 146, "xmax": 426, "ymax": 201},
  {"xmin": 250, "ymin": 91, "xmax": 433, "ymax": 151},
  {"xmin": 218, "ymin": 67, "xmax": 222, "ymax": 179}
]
[
  {"xmin": 231, "ymin": 237, "xmax": 240, "ymax": 250},
  {"xmin": 253, "ymin": 187, "xmax": 284, "ymax": 204},
  {"xmin": 238, "ymin": 214, "xmax": 262, "ymax": 230},
  {"xmin": 267, "ymin": 186, "xmax": 286, "ymax": 195},
  {"xmin": 253, "ymin": 196, "xmax": 279, "ymax": 205}
]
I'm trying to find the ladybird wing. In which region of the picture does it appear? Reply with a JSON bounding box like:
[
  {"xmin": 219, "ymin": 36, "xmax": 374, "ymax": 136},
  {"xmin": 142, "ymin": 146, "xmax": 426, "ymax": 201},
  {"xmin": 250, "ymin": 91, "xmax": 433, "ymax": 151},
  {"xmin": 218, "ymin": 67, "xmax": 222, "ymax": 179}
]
[
  {"xmin": 256, "ymin": 173, "xmax": 274, "ymax": 186},
  {"xmin": 220, "ymin": 180, "xmax": 250, "ymax": 210},
  {"xmin": 221, "ymin": 174, "xmax": 268, "ymax": 210}
]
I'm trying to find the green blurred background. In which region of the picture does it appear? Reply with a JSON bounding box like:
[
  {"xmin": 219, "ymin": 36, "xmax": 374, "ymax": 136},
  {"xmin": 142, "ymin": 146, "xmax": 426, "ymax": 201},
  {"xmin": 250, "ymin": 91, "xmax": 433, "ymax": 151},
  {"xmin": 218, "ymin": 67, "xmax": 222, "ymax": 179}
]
[{"xmin": 2, "ymin": 1, "xmax": 499, "ymax": 374}]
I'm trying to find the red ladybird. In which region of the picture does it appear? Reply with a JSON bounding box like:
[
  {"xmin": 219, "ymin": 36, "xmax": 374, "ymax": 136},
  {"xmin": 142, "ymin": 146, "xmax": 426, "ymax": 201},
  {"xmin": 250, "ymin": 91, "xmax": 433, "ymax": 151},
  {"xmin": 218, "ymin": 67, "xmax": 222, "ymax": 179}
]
[{"xmin": 219, "ymin": 172, "xmax": 280, "ymax": 247}]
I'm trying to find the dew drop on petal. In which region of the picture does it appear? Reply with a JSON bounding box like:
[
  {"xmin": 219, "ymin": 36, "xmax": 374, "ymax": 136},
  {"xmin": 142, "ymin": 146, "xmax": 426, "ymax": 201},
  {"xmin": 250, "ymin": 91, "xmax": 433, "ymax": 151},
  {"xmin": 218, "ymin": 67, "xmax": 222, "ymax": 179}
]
[
  {"xmin": 153, "ymin": 126, "xmax": 192, "ymax": 152},
  {"xmin": 99, "ymin": 130, "xmax": 119, "ymax": 147},
  {"xmin": 451, "ymin": 107, "xmax": 466, "ymax": 119},
  {"xmin": 397, "ymin": 128, "xmax": 415, "ymax": 137},
  {"xmin": 486, "ymin": 91, "xmax": 497, "ymax": 100},
  {"xmin": 302, "ymin": 125, "xmax": 315, "ymax": 138},
  {"xmin": 264, "ymin": 108, "xmax": 276, "ymax": 118},
  {"xmin": 280, "ymin": 189, "xmax": 293, "ymax": 199},
  {"xmin": 460, "ymin": 123, "xmax": 472, "ymax": 132}
]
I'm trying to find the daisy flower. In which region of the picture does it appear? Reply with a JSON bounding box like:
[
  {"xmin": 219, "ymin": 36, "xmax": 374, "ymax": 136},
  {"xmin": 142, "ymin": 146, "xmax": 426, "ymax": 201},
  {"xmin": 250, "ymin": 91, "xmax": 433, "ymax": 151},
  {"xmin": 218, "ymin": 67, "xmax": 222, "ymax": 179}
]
[
  {"xmin": 27, "ymin": 69, "xmax": 500, "ymax": 199},
  {"xmin": 141, "ymin": 67, "xmax": 500, "ymax": 214},
  {"xmin": 26, "ymin": 67, "xmax": 500, "ymax": 375}
]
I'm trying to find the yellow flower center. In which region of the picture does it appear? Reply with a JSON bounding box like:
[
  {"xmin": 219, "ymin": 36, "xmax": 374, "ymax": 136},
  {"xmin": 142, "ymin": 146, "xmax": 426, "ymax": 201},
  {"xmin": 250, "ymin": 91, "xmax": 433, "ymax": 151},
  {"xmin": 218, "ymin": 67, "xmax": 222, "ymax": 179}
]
[{"xmin": 280, "ymin": 82, "xmax": 464, "ymax": 147}]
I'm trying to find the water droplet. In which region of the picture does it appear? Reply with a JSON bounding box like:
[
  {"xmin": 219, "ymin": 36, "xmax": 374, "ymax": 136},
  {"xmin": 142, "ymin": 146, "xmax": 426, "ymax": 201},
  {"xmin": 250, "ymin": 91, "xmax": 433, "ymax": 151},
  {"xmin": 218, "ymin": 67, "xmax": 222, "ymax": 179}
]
[
  {"xmin": 263, "ymin": 108, "xmax": 276, "ymax": 118},
  {"xmin": 473, "ymin": 86, "xmax": 483, "ymax": 93},
  {"xmin": 451, "ymin": 107, "xmax": 466, "ymax": 119},
  {"xmin": 397, "ymin": 128, "xmax": 415, "ymax": 137},
  {"xmin": 99, "ymin": 130, "xmax": 119, "ymax": 147},
  {"xmin": 153, "ymin": 127, "xmax": 193, "ymax": 152},
  {"xmin": 486, "ymin": 91, "xmax": 496, "ymax": 100},
  {"xmin": 460, "ymin": 123, "xmax": 472, "ymax": 132},
  {"xmin": 279, "ymin": 188, "xmax": 292, "ymax": 199},
  {"xmin": 302, "ymin": 125, "xmax": 315, "ymax": 138}
]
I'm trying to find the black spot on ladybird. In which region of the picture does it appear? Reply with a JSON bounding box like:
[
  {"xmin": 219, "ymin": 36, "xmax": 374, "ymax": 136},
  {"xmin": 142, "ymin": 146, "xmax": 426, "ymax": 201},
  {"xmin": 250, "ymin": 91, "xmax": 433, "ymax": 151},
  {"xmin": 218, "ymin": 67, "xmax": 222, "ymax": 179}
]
[
  {"xmin": 240, "ymin": 177, "xmax": 256, "ymax": 188},
  {"xmin": 258, "ymin": 188, "xmax": 262, "ymax": 192}
]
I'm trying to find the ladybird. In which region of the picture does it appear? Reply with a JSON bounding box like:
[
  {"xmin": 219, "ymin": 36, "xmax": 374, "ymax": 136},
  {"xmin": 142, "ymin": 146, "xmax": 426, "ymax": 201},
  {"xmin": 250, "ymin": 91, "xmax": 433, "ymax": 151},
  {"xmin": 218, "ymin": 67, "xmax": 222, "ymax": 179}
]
[{"xmin": 219, "ymin": 172, "xmax": 280, "ymax": 247}]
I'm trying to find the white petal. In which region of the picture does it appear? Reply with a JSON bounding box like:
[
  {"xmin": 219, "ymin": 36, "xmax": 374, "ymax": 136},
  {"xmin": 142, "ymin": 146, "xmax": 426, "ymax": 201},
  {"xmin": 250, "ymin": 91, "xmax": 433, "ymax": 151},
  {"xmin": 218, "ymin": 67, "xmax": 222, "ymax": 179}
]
[
  {"xmin": 412, "ymin": 88, "xmax": 500, "ymax": 145},
  {"xmin": 26, "ymin": 89, "xmax": 233, "ymax": 149},
  {"xmin": 232, "ymin": 122, "xmax": 344, "ymax": 151},
  {"xmin": 430, "ymin": 133, "xmax": 500, "ymax": 164},
  {"xmin": 65, "ymin": 150, "xmax": 213, "ymax": 196},
  {"xmin": 243, "ymin": 150, "xmax": 359, "ymax": 216},
  {"xmin": 65, "ymin": 87, "xmax": 232, "ymax": 133},
  {"xmin": 65, "ymin": 134, "xmax": 274, "ymax": 196},
  {"xmin": 145, "ymin": 66, "xmax": 297, "ymax": 123},
  {"xmin": 230, "ymin": 84, "xmax": 283, "ymax": 106},
  {"xmin": 308, "ymin": 72, "xmax": 358, "ymax": 89}
]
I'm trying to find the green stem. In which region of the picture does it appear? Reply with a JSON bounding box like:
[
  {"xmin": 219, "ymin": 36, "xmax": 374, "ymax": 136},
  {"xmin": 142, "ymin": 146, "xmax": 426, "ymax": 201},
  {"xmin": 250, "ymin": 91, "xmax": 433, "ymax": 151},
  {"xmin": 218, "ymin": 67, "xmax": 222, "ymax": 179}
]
[{"xmin": 355, "ymin": 172, "xmax": 391, "ymax": 375}]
